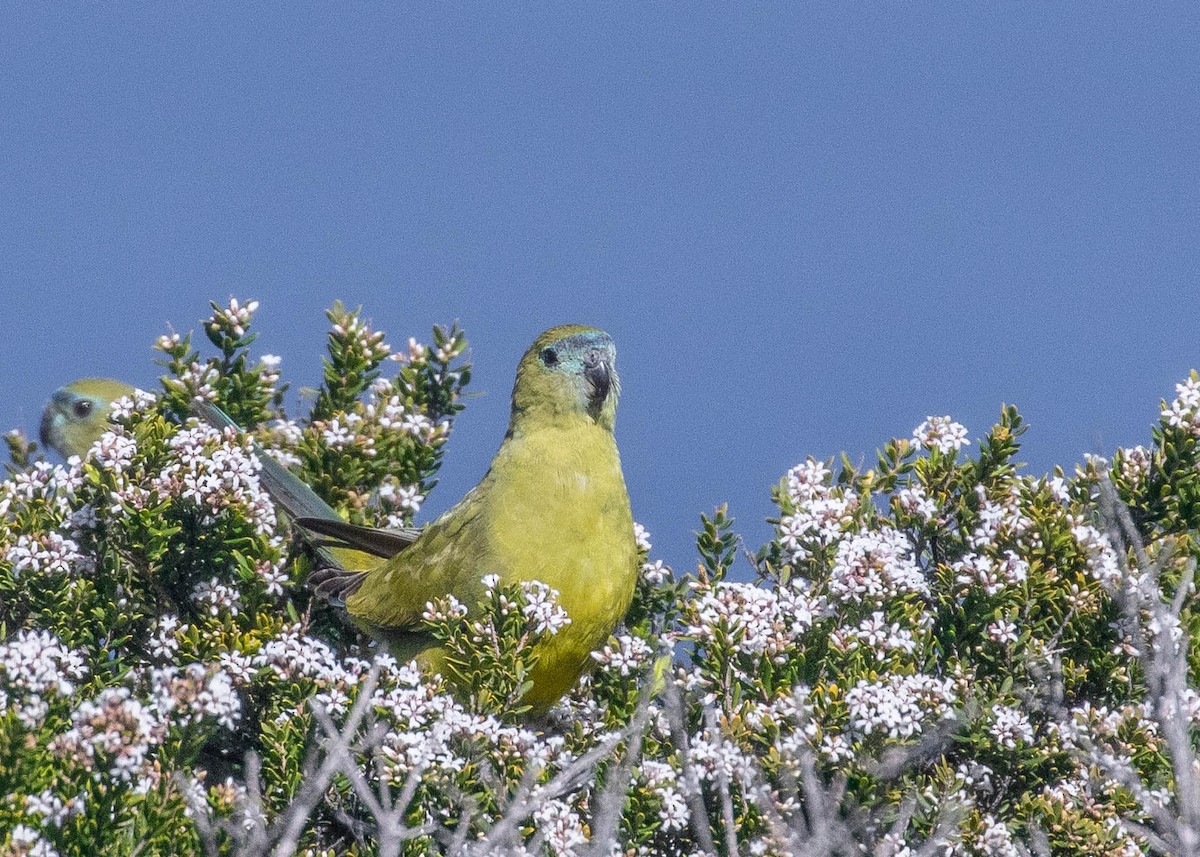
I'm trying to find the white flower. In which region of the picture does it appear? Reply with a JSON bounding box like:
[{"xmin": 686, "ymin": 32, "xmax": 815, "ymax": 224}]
[
  {"xmin": 633, "ymin": 522, "xmax": 653, "ymax": 553},
  {"xmin": 0, "ymin": 631, "xmax": 88, "ymax": 728},
  {"xmin": 7, "ymin": 461, "xmax": 83, "ymax": 516},
  {"xmin": 332, "ymin": 314, "xmax": 390, "ymax": 360},
  {"xmin": 896, "ymin": 485, "xmax": 937, "ymax": 521},
  {"xmin": 171, "ymin": 362, "xmax": 220, "ymax": 402},
  {"xmin": 108, "ymin": 389, "xmax": 157, "ymax": 420},
  {"xmin": 969, "ymin": 485, "xmax": 1035, "ymax": 550},
  {"xmin": 845, "ymin": 611, "xmax": 918, "ymax": 657},
  {"xmin": 658, "ymin": 786, "xmax": 689, "ymax": 831},
  {"xmin": 1146, "ymin": 611, "xmax": 1184, "ymax": 654},
  {"xmin": 954, "ymin": 761, "xmax": 995, "ymax": 795},
  {"xmin": 1072, "ymin": 523, "xmax": 1123, "ymax": 589},
  {"xmin": 986, "ymin": 620, "xmax": 1018, "ymax": 645},
  {"xmin": 5, "ymin": 532, "xmax": 88, "ymax": 577},
  {"xmin": 398, "ymin": 413, "xmax": 435, "ymax": 441},
  {"xmin": 819, "ymin": 732, "xmax": 853, "ymax": 763},
  {"xmin": 1118, "ymin": 445, "xmax": 1151, "ymax": 485},
  {"xmin": 686, "ymin": 580, "xmax": 822, "ymax": 661},
  {"xmin": 1046, "ymin": 476, "xmax": 1070, "ymax": 503},
  {"xmin": 640, "ymin": 559, "xmax": 670, "ymax": 585},
  {"xmin": 402, "ymin": 337, "xmax": 428, "ymax": 363},
  {"xmin": 321, "ymin": 418, "xmax": 357, "ymax": 449},
  {"xmin": 191, "ymin": 578, "xmax": 242, "ymax": 617},
  {"xmin": 24, "ymin": 788, "xmax": 85, "ymax": 829},
  {"xmin": 913, "ymin": 416, "xmax": 969, "ymax": 454},
  {"xmin": 688, "ymin": 731, "xmax": 757, "ymax": 783},
  {"xmin": 592, "ymin": 634, "xmax": 653, "ymax": 676},
  {"xmin": 146, "ymin": 423, "xmax": 277, "ymax": 535},
  {"xmin": 218, "ymin": 651, "xmax": 257, "ymax": 686},
  {"xmin": 844, "ymin": 674, "xmax": 956, "ymax": 740},
  {"xmin": 394, "ymin": 484, "xmax": 424, "ymax": 514},
  {"xmin": 777, "ymin": 459, "xmax": 858, "ymax": 560},
  {"xmin": 1162, "ymin": 376, "xmax": 1200, "ymax": 434},
  {"xmin": 252, "ymin": 626, "xmax": 350, "ymax": 685},
  {"xmin": 786, "ymin": 459, "xmax": 832, "ymax": 503},
  {"xmin": 435, "ymin": 333, "xmax": 465, "ymax": 364},
  {"xmin": 49, "ymin": 687, "xmax": 163, "ymax": 784},
  {"xmin": 953, "ymin": 551, "xmax": 1028, "ymax": 597},
  {"xmin": 422, "ymin": 596, "xmax": 468, "ymax": 625},
  {"xmin": 257, "ymin": 560, "xmax": 289, "ymax": 597},
  {"xmin": 988, "ymin": 704, "xmax": 1034, "ymax": 750},
  {"xmin": 149, "ymin": 616, "xmax": 183, "ymax": 660},
  {"xmin": 208, "ymin": 297, "xmax": 259, "ymax": 339},
  {"xmin": 151, "ymin": 664, "xmax": 243, "ymax": 730},
  {"xmin": 9, "ymin": 824, "xmax": 59, "ymax": 857},
  {"xmin": 971, "ymin": 813, "xmax": 1020, "ymax": 857},
  {"xmin": 532, "ymin": 799, "xmax": 587, "ymax": 855},
  {"xmin": 266, "ymin": 419, "xmax": 304, "ymax": 448},
  {"xmin": 520, "ymin": 580, "xmax": 571, "ymax": 636},
  {"xmin": 827, "ymin": 528, "xmax": 928, "ymax": 604}
]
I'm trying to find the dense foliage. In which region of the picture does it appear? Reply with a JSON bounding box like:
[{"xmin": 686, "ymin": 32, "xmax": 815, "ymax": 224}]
[{"xmin": 2, "ymin": 299, "xmax": 1199, "ymax": 856}]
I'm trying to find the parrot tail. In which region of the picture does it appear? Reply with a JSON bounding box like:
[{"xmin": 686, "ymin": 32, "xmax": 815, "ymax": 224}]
[{"xmin": 294, "ymin": 517, "xmax": 419, "ymax": 559}]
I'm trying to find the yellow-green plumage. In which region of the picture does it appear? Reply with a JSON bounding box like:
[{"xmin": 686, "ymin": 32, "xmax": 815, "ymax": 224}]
[
  {"xmin": 40, "ymin": 378, "xmax": 136, "ymax": 459},
  {"xmin": 329, "ymin": 325, "xmax": 637, "ymax": 708},
  {"xmin": 199, "ymin": 324, "xmax": 638, "ymax": 709}
]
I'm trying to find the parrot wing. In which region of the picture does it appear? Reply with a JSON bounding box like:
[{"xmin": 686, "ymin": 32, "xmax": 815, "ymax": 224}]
[
  {"xmin": 297, "ymin": 516, "xmax": 423, "ymax": 605},
  {"xmin": 338, "ymin": 485, "xmax": 492, "ymax": 631}
]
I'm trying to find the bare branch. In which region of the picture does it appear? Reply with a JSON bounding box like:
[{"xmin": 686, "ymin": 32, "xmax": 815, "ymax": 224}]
[
  {"xmin": 1094, "ymin": 479, "xmax": 1200, "ymax": 856},
  {"xmin": 266, "ymin": 667, "xmax": 381, "ymax": 857},
  {"xmin": 663, "ymin": 679, "xmax": 719, "ymax": 856},
  {"xmin": 582, "ymin": 688, "xmax": 655, "ymax": 857}
]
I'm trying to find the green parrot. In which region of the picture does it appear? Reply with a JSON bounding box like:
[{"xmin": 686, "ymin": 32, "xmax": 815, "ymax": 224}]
[
  {"xmin": 197, "ymin": 324, "xmax": 639, "ymax": 709},
  {"xmin": 40, "ymin": 378, "xmax": 137, "ymax": 459}
]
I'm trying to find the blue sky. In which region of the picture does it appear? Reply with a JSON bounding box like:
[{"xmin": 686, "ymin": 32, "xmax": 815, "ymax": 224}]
[{"xmin": 2, "ymin": 5, "xmax": 1198, "ymax": 573}]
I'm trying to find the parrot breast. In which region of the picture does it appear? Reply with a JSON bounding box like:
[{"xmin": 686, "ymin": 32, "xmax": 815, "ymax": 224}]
[{"xmin": 466, "ymin": 417, "xmax": 638, "ymax": 708}]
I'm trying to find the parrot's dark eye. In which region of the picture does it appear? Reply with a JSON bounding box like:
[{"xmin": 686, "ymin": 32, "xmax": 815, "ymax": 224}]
[
  {"xmin": 72, "ymin": 400, "xmax": 93, "ymax": 419},
  {"xmin": 541, "ymin": 347, "xmax": 559, "ymax": 367}
]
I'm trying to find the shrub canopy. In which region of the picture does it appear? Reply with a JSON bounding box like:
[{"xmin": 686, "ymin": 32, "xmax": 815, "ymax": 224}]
[{"xmin": 2, "ymin": 299, "xmax": 1199, "ymax": 856}]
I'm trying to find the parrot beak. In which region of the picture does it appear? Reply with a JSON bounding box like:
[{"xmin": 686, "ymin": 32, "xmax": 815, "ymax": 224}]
[
  {"xmin": 39, "ymin": 405, "xmax": 60, "ymax": 450},
  {"xmin": 584, "ymin": 349, "xmax": 612, "ymax": 406}
]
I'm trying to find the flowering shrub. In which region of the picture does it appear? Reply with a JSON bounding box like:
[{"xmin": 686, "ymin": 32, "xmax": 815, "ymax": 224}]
[{"xmin": 3, "ymin": 300, "xmax": 1200, "ymax": 856}]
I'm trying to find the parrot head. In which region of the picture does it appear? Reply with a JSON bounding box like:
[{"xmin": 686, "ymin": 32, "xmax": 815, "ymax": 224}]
[
  {"xmin": 511, "ymin": 325, "xmax": 619, "ymax": 431},
  {"xmin": 40, "ymin": 378, "xmax": 136, "ymax": 459}
]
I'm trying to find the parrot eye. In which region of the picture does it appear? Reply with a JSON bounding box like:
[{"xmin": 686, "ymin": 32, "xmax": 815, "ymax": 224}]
[
  {"xmin": 540, "ymin": 347, "xmax": 559, "ymax": 367},
  {"xmin": 72, "ymin": 400, "xmax": 94, "ymax": 419}
]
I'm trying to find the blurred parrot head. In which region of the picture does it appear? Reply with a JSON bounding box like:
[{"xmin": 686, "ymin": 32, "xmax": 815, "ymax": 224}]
[
  {"xmin": 40, "ymin": 378, "xmax": 136, "ymax": 459},
  {"xmin": 512, "ymin": 325, "xmax": 619, "ymax": 430}
]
